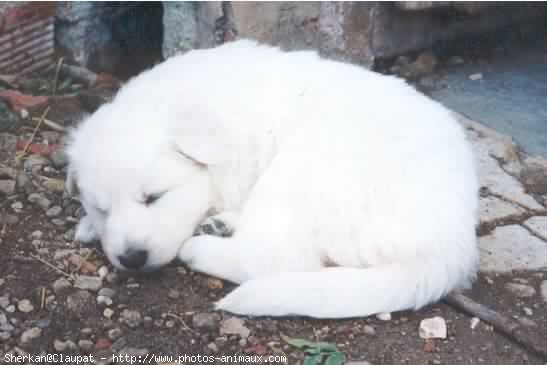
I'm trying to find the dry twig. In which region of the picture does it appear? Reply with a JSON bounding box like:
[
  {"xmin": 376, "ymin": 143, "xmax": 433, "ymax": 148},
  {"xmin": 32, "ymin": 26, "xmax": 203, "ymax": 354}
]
[
  {"xmin": 30, "ymin": 116, "xmax": 65, "ymax": 132},
  {"xmin": 30, "ymin": 254, "xmax": 72, "ymax": 279},
  {"xmin": 166, "ymin": 312, "xmax": 196, "ymax": 334}
]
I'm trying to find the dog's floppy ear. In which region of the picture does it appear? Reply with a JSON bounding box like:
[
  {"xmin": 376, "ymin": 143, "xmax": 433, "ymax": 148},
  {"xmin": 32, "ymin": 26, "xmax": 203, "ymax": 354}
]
[{"xmin": 170, "ymin": 104, "xmax": 233, "ymax": 166}]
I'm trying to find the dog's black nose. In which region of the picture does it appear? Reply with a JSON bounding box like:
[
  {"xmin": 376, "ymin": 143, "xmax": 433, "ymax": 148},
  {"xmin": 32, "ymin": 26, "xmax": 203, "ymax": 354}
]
[{"xmin": 118, "ymin": 249, "xmax": 148, "ymax": 270}]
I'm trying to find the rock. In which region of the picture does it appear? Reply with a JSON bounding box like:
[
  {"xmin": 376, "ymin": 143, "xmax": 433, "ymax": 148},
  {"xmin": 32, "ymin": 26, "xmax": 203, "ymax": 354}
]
[
  {"xmin": 50, "ymin": 149, "xmax": 68, "ymax": 168},
  {"xmin": 15, "ymin": 172, "xmax": 32, "ymax": 192},
  {"xmin": 470, "ymin": 317, "xmax": 480, "ymax": 330},
  {"xmin": 469, "ymin": 73, "xmax": 483, "ymax": 81},
  {"xmin": 98, "ymin": 287, "xmax": 116, "ymax": 298},
  {"xmin": 207, "ymin": 342, "xmax": 219, "ymax": 352},
  {"xmin": 31, "ymin": 230, "xmax": 43, "ymax": 239},
  {"xmin": 523, "ymin": 216, "xmax": 547, "ymax": 241},
  {"xmin": 11, "ymin": 201, "xmax": 23, "ymax": 211},
  {"xmin": 98, "ymin": 266, "xmax": 109, "ymax": 279},
  {"xmin": 479, "ymin": 225, "xmax": 547, "ymax": 273},
  {"xmin": 0, "ymin": 99, "xmax": 21, "ymax": 132},
  {"xmin": 97, "ymin": 295, "xmax": 113, "ymax": 306},
  {"xmin": 27, "ymin": 193, "xmax": 52, "ymax": 211},
  {"xmin": 17, "ymin": 299, "xmax": 34, "ymax": 313},
  {"xmin": 167, "ymin": 289, "xmax": 180, "ymax": 299},
  {"xmin": 121, "ymin": 309, "xmax": 142, "ymax": 328},
  {"xmin": 108, "ymin": 327, "xmax": 122, "ymax": 340},
  {"xmin": 505, "ymin": 283, "xmax": 536, "ymax": 298},
  {"xmin": 104, "ymin": 308, "xmax": 114, "ymax": 319},
  {"xmin": 479, "ymin": 196, "xmax": 525, "ymax": 226},
  {"xmin": 78, "ymin": 339, "xmax": 94, "ymax": 350},
  {"xmin": 66, "ymin": 290, "xmax": 94, "ymax": 316},
  {"xmin": 520, "ymin": 161, "xmax": 547, "ymax": 194},
  {"xmin": 192, "ymin": 312, "xmax": 221, "ymax": 330},
  {"xmin": 219, "ymin": 317, "xmax": 251, "ymax": 339},
  {"xmin": 74, "ymin": 275, "xmax": 103, "ymax": 292},
  {"xmin": 376, "ymin": 312, "xmax": 392, "ymax": 321},
  {"xmin": 419, "ymin": 316, "xmax": 447, "ymax": 339},
  {"xmin": 0, "ymin": 179, "xmax": 15, "ymax": 195},
  {"xmin": 20, "ymin": 327, "xmax": 41, "ymax": 344},
  {"xmin": 23, "ymin": 155, "xmax": 50, "ymax": 175},
  {"xmin": 523, "ymin": 307, "xmax": 533, "ymax": 316},
  {"xmin": 0, "ymin": 313, "xmax": 15, "ymax": 332},
  {"xmin": 0, "ymin": 294, "xmax": 10, "ymax": 308},
  {"xmin": 46, "ymin": 206, "xmax": 63, "ymax": 218},
  {"xmin": 42, "ymin": 178, "xmax": 65, "ymax": 193},
  {"xmin": 54, "ymin": 339, "xmax": 77, "ymax": 352},
  {"xmin": 52, "ymin": 277, "xmax": 72, "ymax": 293},
  {"xmin": 541, "ymin": 281, "xmax": 547, "ymax": 302},
  {"xmin": 363, "ymin": 325, "xmax": 376, "ymax": 336}
]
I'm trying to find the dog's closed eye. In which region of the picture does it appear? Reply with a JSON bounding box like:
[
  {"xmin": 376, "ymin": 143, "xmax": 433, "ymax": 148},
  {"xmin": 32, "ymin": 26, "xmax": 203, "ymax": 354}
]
[{"xmin": 142, "ymin": 192, "xmax": 166, "ymax": 206}]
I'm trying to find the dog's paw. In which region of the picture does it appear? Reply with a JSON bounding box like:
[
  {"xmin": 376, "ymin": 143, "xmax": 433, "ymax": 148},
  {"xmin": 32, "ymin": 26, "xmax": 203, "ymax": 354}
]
[
  {"xmin": 194, "ymin": 214, "xmax": 235, "ymax": 237},
  {"xmin": 74, "ymin": 215, "xmax": 99, "ymax": 245}
]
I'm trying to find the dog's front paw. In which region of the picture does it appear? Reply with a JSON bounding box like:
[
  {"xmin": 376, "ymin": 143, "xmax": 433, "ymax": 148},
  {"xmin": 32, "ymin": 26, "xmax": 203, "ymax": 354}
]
[
  {"xmin": 194, "ymin": 213, "xmax": 236, "ymax": 237},
  {"xmin": 74, "ymin": 215, "xmax": 100, "ymax": 245}
]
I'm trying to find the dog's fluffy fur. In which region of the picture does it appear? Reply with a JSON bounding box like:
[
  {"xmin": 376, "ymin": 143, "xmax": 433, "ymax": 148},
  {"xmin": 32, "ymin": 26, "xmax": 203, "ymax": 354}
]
[{"xmin": 66, "ymin": 40, "xmax": 479, "ymax": 318}]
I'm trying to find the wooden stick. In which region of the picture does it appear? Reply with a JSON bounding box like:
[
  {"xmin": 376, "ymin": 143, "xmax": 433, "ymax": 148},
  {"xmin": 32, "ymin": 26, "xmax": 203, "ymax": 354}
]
[
  {"xmin": 58, "ymin": 64, "xmax": 97, "ymax": 87},
  {"xmin": 445, "ymin": 292, "xmax": 547, "ymax": 359},
  {"xmin": 30, "ymin": 254, "xmax": 72, "ymax": 279}
]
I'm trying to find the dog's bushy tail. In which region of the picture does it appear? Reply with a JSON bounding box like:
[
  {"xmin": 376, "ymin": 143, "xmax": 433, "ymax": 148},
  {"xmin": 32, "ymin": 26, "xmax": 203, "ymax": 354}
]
[{"xmin": 216, "ymin": 258, "xmax": 475, "ymax": 318}]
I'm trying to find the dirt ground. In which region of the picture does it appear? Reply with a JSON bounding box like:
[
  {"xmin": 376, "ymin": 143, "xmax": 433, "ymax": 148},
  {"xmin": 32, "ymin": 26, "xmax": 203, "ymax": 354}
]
[{"xmin": 1, "ymin": 72, "xmax": 546, "ymax": 365}]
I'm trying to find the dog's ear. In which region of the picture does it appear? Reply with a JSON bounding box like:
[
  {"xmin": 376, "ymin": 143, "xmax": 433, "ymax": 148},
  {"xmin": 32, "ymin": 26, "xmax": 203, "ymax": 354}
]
[{"xmin": 170, "ymin": 104, "xmax": 233, "ymax": 166}]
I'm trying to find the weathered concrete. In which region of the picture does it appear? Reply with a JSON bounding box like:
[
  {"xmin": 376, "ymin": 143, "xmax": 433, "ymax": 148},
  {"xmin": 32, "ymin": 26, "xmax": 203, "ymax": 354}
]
[
  {"xmin": 479, "ymin": 225, "xmax": 547, "ymax": 273},
  {"xmin": 479, "ymin": 196, "xmax": 525, "ymax": 227},
  {"xmin": 523, "ymin": 216, "xmax": 547, "ymax": 241}
]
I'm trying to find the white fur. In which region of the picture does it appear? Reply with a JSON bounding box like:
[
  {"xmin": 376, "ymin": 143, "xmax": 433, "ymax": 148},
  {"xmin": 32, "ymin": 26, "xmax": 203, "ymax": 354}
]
[{"xmin": 67, "ymin": 40, "xmax": 479, "ymax": 318}]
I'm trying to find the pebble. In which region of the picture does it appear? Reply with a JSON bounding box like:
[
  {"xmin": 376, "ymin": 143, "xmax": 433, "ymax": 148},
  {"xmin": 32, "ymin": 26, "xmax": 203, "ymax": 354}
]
[
  {"xmin": 104, "ymin": 308, "xmax": 114, "ymax": 319},
  {"xmin": 207, "ymin": 342, "xmax": 219, "ymax": 352},
  {"xmin": 469, "ymin": 73, "xmax": 483, "ymax": 81},
  {"xmin": 97, "ymin": 296, "xmax": 113, "ymax": 306},
  {"xmin": 505, "ymin": 283, "xmax": 536, "ymax": 298},
  {"xmin": 98, "ymin": 266, "xmax": 109, "ymax": 279},
  {"xmin": 108, "ymin": 327, "xmax": 122, "ymax": 340},
  {"xmin": 192, "ymin": 313, "xmax": 221, "ymax": 330},
  {"xmin": 52, "ymin": 277, "xmax": 72, "ymax": 292},
  {"xmin": 98, "ymin": 287, "xmax": 116, "ymax": 298},
  {"xmin": 66, "ymin": 290, "xmax": 94, "ymax": 316},
  {"xmin": 376, "ymin": 312, "xmax": 391, "ymax": 321},
  {"xmin": 81, "ymin": 327, "xmax": 93, "ymax": 335},
  {"xmin": 31, "ymin": 230, "xmax": 43, "ymax": 239},
  {"xmin": 541, "ymin": 280, "xmax": 547, "ymax": 302},
  {"xmin": 27, "ymin": 193, "xmax": 51, "ymax": 210},
  {"xmin": 470, "ymin": 317, "xmax": 480, "ymax": 330},
  {"xmin": 11, "ymin": 201, "xmax": 23, "ymax": 211},
  {"xmin": 78, "ymin": 339, "xmax": 94, "ymax": 351},
  {"xmin": 54, "ymin": 339, "xmax": 77, "ymax": 352},
  {"xmin": 220, "ymin": 317, "xmax": 251, "ymax": 339},
  {"xmin": 0, "ymin": 313, "xmax": 15, "ymax": 332},
  {"xmin": 523, "ymin": 307, "xmax": 533, "ymax": 316},
  {"xmin": 16, "ymin": 172, "xmax": 31, "ymax": 192},
  {"xmin": 0, "ymin": 179, "xmax": 15, "ymax": 195},
  {"xmin": 0, "ymin": 294, "xmax": 10, "ymax": 308},
  {"xmin": 46, "ymin": 206, "xmax": 63, "ymax": 217},
  {"xmin": 419, "ymin": 316, "xmax": 447, "ymax": 339},
  {"xmin": 6, "ymin": 305, "xmax": 15, "ymax": 313},
  {"xmin": 20, "ymin": 327, "xmax": 41, "ymax": 343},
  {"xmin": 74, "ymin": 275, "xmax": 103, "ymax": 292},
  {"xmin": 0, "ymin": 278, "xmax": 4, "ymax": 286},
  {"xmin": 50, "ymin": 150, "xmax": 68, "ymax": 168},
  {"xmin": 363, "ymin": 325, "xmax": 376, "ymax": 336},
  {"xmin": 121, "ymin": 309, "xmax": 142, "ymax": 328},
  {"xmin": 17, "ymin": 299, "xmax": 34, "ymax": 313}
]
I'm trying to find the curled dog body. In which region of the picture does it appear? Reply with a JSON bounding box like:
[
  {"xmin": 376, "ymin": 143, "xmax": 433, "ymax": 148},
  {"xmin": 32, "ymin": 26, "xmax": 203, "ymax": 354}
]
[{"xmin": 66, "ymin": 40, "xmax": 479, "ymax": 318}]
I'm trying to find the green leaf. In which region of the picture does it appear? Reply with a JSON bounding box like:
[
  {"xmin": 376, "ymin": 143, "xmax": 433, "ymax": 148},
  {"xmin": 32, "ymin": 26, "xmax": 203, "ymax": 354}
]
[
  {"xmin": 324, "ymin": 352, "xmax": 345, "ymax": 365},
  {"xmin": 316, "ymin": 342, "xmax": 338, "ymax": 353},
  {"xmin": 303, "ymin": 354, "xmax": 324, "ymax": 365}
]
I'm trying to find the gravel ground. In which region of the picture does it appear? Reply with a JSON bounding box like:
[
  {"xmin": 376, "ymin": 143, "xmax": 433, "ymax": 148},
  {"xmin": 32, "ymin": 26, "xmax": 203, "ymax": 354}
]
[{"xmin": 1, "ymin": 76, "xmax": 546, "ymax": 365}]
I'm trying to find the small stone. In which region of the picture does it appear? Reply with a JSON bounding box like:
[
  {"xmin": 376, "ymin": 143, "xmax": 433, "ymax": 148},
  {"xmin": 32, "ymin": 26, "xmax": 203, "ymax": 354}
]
[
  {"xmin": 505, "ymin": 283, "xmax": 536, "ymax": 298},
  {"xmin": 20, "ymin": 327, "xmax": 41, "ymax": 343},
  {"xmin": 78, "ymin": 339, "xmax": 94, "ymax": 350},
  {"xmin": 6, "ymin": 305, "xmax": 15, "ymax": 313},
  {"xmin": 17, "ymin": 299, "xmax": 34, "ymax": 313},
  {"xmin": 363, "ymin": 325, "xmax": 376, "ymax": 336},
  {"xmin": 98, "ymin": 266, "xmax": 109, "ymax": 279},
  {"xmin": 66, "ymin": 290, "xmax": 94, "ymax": 316},
  {"xmin": 0, "ymin": 294, "xmax": 10, "ymax": 308},
  {"xmin": 32, "ymin": 319, "xmax": 51, "ymax": 329},
  {"xmin": 192, "ymin": 313, "xmax": 221, "ymax": 330},
  {"xmin": 81, "ymin": 327, "xmax": 93, "ymax": 335},
  {"xmin": 108, "ymin": 327, "xmax": 122, "ymax": 340},
  {"xmin": 121, "ymin": 309, "xmax": 142, "ymax": 328},
  {"xmin": 31, "ymin": 230, "xmax": 43, "ymax": 239},
  {"xmin": 54, "ymin": 339, "xmax": 77, "ymax": 352},
  {"xmin": 74, "ymin": 275, "xmax": 103, "ymax": 292},
  {"xmin": 523, "ymin": 307, "xmax": 533, "ymax": 316},
  {"xmin": 0, "ymin": 332, "xmax": 11, "ymax": 341},
  {"xmin": 219, "ymin": 317, "xmax": 251, "ymax": 339},
  {"xmin": 376, "ymin": 312, "xmax": 391, "ymax": 321},
  {"xmin": 52, "ymin": 277, "xmax": 72, "ymax": 293},
  {"xmin": 0, "ymin": 278, "xmax": 4, "ymax": 287},
  {"xmin": 104, "ymin": 308, "xmax": 114, "ymax": 319},
  {"xmin": 50, "ymin": 150, "xmax": 68, "ymax": 168},
  {"xmin": 168, "ymin": 289, "xmax": 180, "ymax": 299},
  {"xmin": 11, "ymin": 201, "xmax": 23, "ymax": 211},
  {"xmin": 469, "ymin": 73, "xmax": 483, "ymax": 81},
  {"xmin": 98, "ymin": 287, "xmax": 115, "ymax": 298},
  {"xmin": 97, "ymin": 296, "xmax": 113, "ymax": 306},
  {"xmin": 42, "ymin": 178, "xmax": 65, "ymax": 193},
  {"xmin": 165, "ymin": 320, "xmax": 175, "ymax": 328},
  {"xmin": 207, "ymin": 342, "xmax": 218, "ymax": 352},
  {"xmin": 541, "ymin": 281, "xmax": 547, "ymax": 302},
  {"xmin": 46, "ymin": 206, "xmax": 63, "ymax": 217},
  {"xmin": 207, "ymin": 278, "xmax": 224, "ymax": 290},
  {"xmin": 0, "ymin": 179, "xmax": 15, "ymax": 195},
  {"xmin": 518, "ymin": 317, "xmax": 537, "ymax": 327},
  {"xmin": 27, "ymin": 193, "xmax": 51, "ymax": 210},
  {"xmin": 470, "ymin": 317, "xmax": 480, "ymax": 330},
  {"xmin": 419, "ymin": 316, "xmax": 447, "ymax": 339},
  {"xmin": 16, "ymin": 172, "xmax": 31, "ymax": 192}
]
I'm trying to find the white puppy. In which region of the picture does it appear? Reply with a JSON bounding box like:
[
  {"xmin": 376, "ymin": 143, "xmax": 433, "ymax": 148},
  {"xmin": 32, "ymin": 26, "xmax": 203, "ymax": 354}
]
[{"xmin": 66, "ymin": 40, "xmax": 478, "ymax": 318}]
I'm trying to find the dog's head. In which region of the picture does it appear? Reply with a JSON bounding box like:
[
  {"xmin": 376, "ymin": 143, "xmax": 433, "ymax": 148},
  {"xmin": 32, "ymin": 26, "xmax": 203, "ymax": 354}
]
[{"xmin": 66, "ymin": 102, "xmax": 231, "ymax": 271}]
